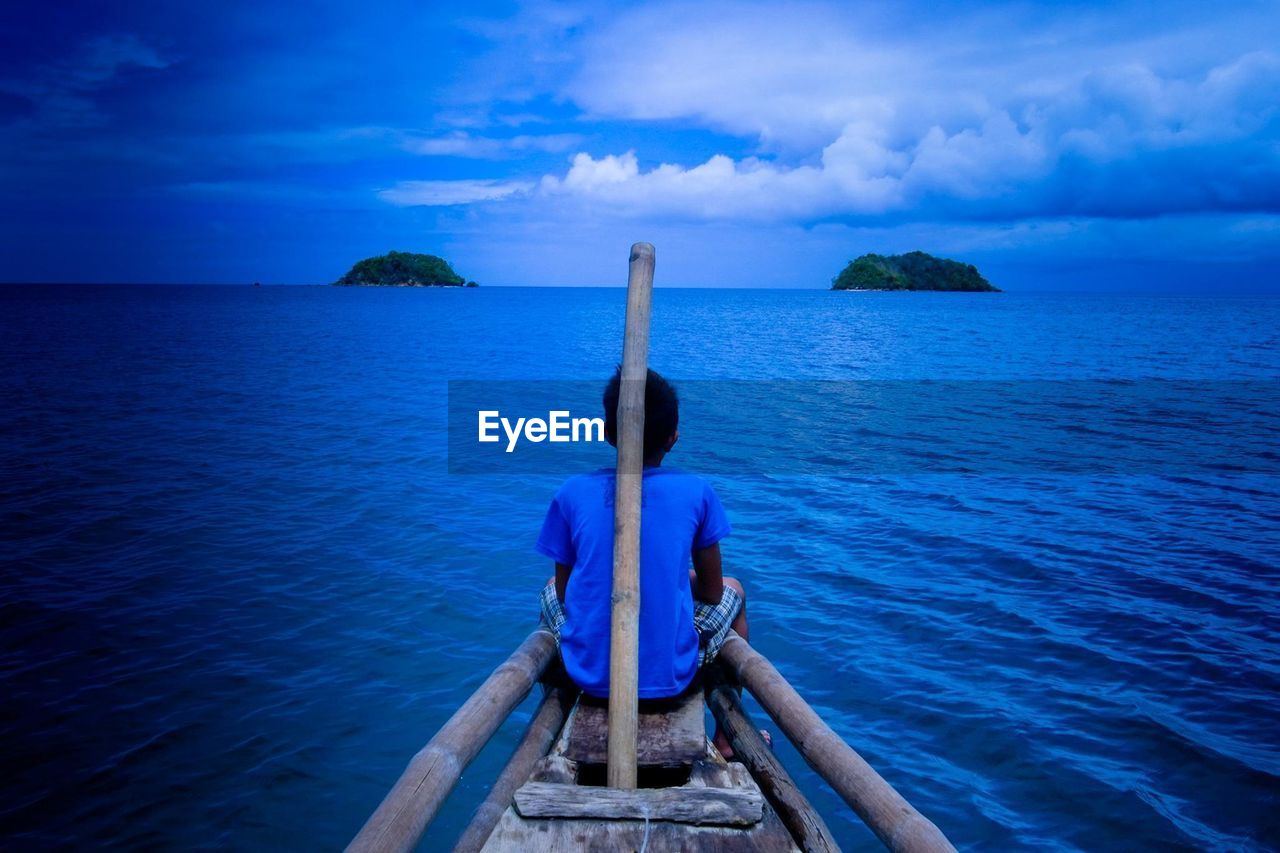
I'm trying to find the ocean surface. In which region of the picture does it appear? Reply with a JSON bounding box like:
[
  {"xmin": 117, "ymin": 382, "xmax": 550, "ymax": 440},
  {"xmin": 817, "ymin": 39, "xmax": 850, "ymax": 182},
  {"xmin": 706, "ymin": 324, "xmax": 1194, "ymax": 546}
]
[{"xmin": 2, "ymin": 284, "xmax": 1278, "ymax": 851}]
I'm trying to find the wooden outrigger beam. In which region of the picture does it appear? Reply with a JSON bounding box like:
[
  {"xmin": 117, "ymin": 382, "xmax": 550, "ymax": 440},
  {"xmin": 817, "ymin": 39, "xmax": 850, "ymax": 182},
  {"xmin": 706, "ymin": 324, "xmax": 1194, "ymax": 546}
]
[
  {"xmin": 717, "ymin": 635, "xmax": 957, "ymax": 853},
  {"xmin": 704, "ymin": 663, "xmax": 840, "ymax": 852},
  {"xmin": 346, "ymin": 630, "xmax": 558, "ymax": 853},
  {"xmin": 454, "ymin": 685, "xmax": 578, "ymax": 853}
]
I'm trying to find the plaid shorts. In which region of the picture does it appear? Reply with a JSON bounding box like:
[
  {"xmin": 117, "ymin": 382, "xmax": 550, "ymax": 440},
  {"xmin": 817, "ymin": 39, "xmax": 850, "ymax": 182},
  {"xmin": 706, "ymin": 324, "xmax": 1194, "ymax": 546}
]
[{"xmin": 539, "ymin": 581, "xmax": 743, "ymax": 668}]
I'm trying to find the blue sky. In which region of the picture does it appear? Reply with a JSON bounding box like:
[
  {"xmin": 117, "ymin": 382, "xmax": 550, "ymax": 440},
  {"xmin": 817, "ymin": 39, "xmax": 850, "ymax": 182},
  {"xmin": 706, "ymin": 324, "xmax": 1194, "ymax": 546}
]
[{"xmin": 1, "ymin": 0, "xmax": 1277, "ymax": 289}]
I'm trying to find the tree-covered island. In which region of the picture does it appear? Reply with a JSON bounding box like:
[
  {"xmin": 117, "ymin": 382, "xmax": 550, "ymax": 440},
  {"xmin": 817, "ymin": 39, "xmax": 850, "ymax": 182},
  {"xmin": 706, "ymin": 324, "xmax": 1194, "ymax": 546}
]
[
  {"xmin": 334, "ymin": 251, "xmax": 477, "ymax": 287},
  {"xmin": 831, "ymin": 251, "xmax": 999, "ymax": 291}
]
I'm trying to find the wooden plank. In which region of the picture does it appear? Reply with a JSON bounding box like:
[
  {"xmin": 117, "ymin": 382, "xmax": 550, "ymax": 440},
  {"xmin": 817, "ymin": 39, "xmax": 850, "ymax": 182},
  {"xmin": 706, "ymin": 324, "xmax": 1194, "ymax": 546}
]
[
  {"xmin": 688, "ymin": 755, "xmax": 735, "ymax": 790},
  {"xmin": 547, "ymin": 699, "xmax": 579, "ymax": 758},
  {"xmin": 608, "ymin": 240, "xmax": 655, "ymax": 789},
  {"xmin": 454, "ymin": 685, "xmax": 578, "ymax": 853},
  {"xmin": 513, "ymin": 782, "xmax": 763, "ymax": 826},
  {"xmin": 718, "ymin": 636, "xmax": 956, "ymax": 853},
  {"xmin": 347, "ymin": 630, "xmax": 558, "ymax": 853},
  {"xmin": 482, "ymin": 740, "xmax": 797, "ymax": 852},
  {"xmin": 567, "ymin": 685, "xmax": 705, "ymax": 766},
  {"xmin": 483, "ymin": 810, "xmax": 797, "ymax": 853},
  {"xmin": 690, "ymin": 758, "xmax": 754, "ymax": 792},
  {"xmin": 705, "ymin": 664, "xmax": 840, "ymax": 853},
  {"xmin": 527, "ymin": 754, "xmax": 576, "ymax": 784}
]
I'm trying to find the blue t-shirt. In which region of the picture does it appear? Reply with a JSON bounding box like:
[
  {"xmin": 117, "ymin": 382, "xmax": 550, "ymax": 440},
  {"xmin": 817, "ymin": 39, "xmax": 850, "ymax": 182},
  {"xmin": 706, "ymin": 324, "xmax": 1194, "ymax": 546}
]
[{"xmin": 536, "ymin": 467, "xmax": 731, "ymax": 699}]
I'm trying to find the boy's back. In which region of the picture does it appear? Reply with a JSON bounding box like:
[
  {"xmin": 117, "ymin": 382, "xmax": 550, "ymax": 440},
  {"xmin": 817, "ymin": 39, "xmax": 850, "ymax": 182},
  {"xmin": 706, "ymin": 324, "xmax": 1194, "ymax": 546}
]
[{"xmin": 536, "ymin": 465, "xmax": 731, "ymax": 698}]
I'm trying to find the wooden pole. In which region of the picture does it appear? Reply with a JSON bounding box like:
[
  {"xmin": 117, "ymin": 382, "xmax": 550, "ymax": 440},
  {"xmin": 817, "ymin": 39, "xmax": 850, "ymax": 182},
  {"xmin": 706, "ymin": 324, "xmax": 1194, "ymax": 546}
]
[
  {"xmin": 717, "ymin": 636, "xmax": 956, "ymax": 853},
  {"xmin": 704, "ymin": 664, "xmax": 840, "ymax": 853},
  {"xmin": 347, "ymin": 629, "xmax": 558, "ymax": 853},
  {"xmin": 453, "ymin": 685, "xmax": 578, "ymax": 853},
  {"xmin": 607, "ymin": 241, "xmax": 655, "ymax": 790}
]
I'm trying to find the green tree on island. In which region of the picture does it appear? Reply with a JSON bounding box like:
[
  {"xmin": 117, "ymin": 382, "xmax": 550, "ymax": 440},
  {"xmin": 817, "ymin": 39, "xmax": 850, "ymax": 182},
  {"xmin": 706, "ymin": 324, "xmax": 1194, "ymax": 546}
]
[
  {"xmin": 832, "ymin": 251, "xmax": 999, "ymax": 291},
  {"xmin": 334, "ymin": 251, "xmax": 476, "ymax": 286}
]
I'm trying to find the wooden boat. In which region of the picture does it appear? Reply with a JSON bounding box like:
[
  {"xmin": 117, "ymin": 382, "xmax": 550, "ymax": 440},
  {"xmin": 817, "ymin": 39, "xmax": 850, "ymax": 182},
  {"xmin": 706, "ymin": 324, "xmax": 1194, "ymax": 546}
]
[
  {"xmin": 347, "ymin": 628, "xmax": 954, "ymax": 852},
  {"xmin": 347, "ymin": 245, "xmax": 956, "ymax": 853}
]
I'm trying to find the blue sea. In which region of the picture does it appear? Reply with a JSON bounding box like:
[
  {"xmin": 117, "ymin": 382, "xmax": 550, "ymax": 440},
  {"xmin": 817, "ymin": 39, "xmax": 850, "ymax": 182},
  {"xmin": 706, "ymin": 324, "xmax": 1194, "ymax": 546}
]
[{"xmin": 2, "ymin": 284, "xmax": 1278, "ymax": 851}]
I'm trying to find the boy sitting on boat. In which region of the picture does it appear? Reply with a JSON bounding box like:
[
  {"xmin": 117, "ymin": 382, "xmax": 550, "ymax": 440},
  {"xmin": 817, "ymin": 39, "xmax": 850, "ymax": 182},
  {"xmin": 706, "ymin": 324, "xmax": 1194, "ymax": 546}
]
[{"xmin": 536, "ymin": 368, "xmax": 751, "ymax": 758}]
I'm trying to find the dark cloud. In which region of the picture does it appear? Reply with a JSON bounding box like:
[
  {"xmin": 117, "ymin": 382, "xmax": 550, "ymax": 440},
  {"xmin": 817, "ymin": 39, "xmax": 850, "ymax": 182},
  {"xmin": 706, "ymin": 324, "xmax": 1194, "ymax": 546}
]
[
  {"xmin": 0, "ymin": 91, "xmax": 36, "ymax": 122},
  {"xmin": 1, "ymin": 0, "xmax": 1277, "ymax": 288}
]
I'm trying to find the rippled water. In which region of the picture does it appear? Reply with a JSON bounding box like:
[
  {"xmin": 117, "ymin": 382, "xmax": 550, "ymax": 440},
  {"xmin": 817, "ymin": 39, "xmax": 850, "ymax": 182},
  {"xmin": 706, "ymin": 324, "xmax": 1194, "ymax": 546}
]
[{"xmin": 2, "ymin": 284, "xmax": 1278, "ymax": 850}]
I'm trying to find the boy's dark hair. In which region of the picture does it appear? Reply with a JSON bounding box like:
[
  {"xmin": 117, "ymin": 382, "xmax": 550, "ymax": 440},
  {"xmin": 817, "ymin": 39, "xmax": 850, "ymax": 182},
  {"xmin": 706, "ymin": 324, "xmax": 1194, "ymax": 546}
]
[{"xmin": 603, "ymin": 367, "xmax": 679, "ymax": 459}]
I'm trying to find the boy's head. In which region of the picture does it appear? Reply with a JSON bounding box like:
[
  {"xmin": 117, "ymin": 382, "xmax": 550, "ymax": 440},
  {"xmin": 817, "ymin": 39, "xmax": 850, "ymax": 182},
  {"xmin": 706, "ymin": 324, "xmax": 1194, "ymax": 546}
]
[{"xmin": 603, "ymin": 367, "xmax": 679, "ymax": 462}]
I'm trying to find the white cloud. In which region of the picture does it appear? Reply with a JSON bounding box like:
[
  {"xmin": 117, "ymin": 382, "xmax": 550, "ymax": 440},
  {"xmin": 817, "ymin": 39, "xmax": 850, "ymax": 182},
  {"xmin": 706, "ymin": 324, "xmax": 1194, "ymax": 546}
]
[
  {"xmin": 566, "ymin": 2, "xmax": 910, "ymax": 151},
  {"xmin": 565, "ymin": 1, "xmax": 1278, "ymax": 152},
  {"xmin": 557, "ymin": 151, "xmax": 639, "ymax": 189},
  {"xmin": 403, "ymin": 131, "xmax": 583, "ymax": 159},
  {"xmin": 538, "ymin": 151, "xmax": 834, "ymax": 220},
  {"xmin": 533, "ymin": 51, "xmax": 1280, "ymax": 222},
  {"xmin": 381, "ymin": 2, "xmax": 1279, "ymax": 225},
  {"xmin": 378, "ymin": 179, "xmax": 535, "ymax": 206}
]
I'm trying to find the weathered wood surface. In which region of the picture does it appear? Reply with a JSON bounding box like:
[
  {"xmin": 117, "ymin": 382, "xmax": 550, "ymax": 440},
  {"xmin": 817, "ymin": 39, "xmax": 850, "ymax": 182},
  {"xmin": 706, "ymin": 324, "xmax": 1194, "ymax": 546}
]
[
  {"xmin": 718, "ymin": 635, "xmax": 956, "ymax": 853},
  {"xmin": 688, "ymin": 744, "xmax": 754, "ymax": 791},
  {"xmin": 705, "ymin": 664, "xmax": 841, "ymax": 853},
  {"xmin": 483, "ymin": 741, "xmax": 798, "ymax": 852},
  {"xmin": 689, "ymin": 754, "xmax": 736, "ymax": 788},
  {"xmin": 527, "ymin": 754, "xmax": 576, "ymax": 784},
  {"xmin": 453, "ymin": 685, "xmax": 577, "ymax": 853},
  {"xmin": 513, "ymin": 781, "xmax": 764, "ymax": 825},
  {"xmin": 347, "ymin": 630, "xmax": 558, "ymax": 853},
  {"xmin": 482, "ymin": 809, "xmax": 799, "ymax": 853},
  {"xmin": 567, "ymin": 684, "xmax": 705, "ymax": 766},
  {"xmin": 608, "ymin": 240, "xmax": 655, "ymax": 789}
]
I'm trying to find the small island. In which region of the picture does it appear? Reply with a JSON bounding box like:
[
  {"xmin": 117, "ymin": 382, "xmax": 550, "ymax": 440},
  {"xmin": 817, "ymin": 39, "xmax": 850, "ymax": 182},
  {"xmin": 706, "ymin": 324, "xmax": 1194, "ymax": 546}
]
[
  {"xmin": 831, "ymin": 251, "xmax": 999, "ymax": 292},
  {"xmin": 334, "ymin": 251, "xmax": 477, "ymax": 287}
]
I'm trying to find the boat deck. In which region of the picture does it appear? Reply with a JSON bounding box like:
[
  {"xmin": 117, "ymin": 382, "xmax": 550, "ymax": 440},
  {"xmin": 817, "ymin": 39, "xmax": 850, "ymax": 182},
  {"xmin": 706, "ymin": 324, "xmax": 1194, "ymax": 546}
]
[{"xmin": 479, "ymin": 691, "xmax": 799, "ymax": 852}]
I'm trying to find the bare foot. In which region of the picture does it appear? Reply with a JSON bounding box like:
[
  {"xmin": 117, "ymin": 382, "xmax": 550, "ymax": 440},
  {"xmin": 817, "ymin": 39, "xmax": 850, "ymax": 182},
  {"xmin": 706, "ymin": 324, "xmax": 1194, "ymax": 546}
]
[
  {"xmin": 713, "ymin": 728, "xmax": 734, "ymax": 760},
  {"xmin": 713, "ymin": 727, "xmax": 773, "ymax": 760}
]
